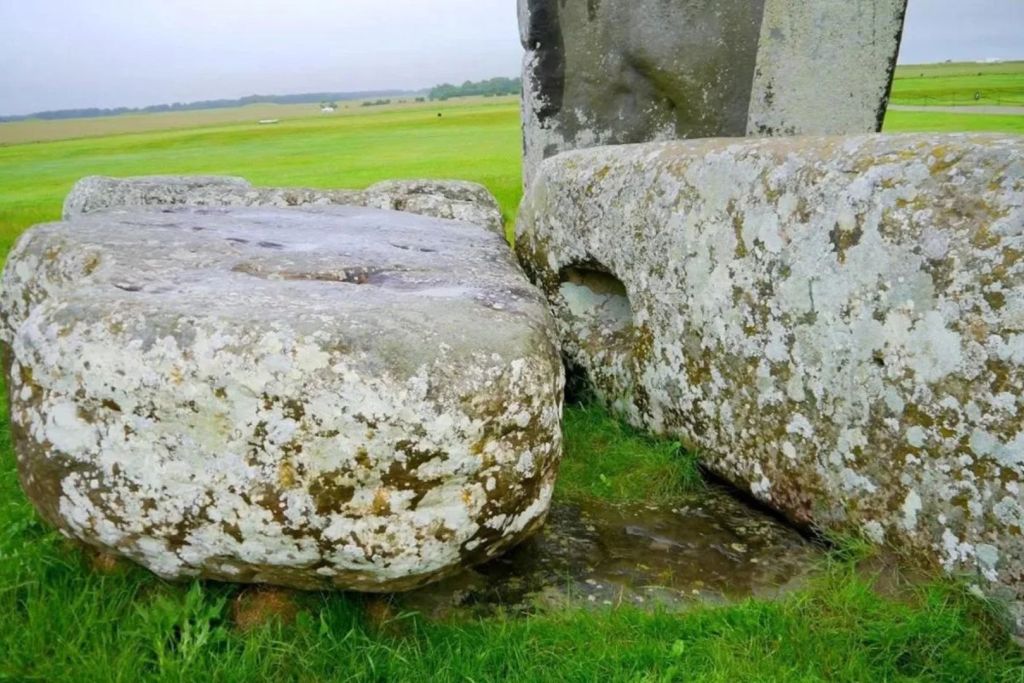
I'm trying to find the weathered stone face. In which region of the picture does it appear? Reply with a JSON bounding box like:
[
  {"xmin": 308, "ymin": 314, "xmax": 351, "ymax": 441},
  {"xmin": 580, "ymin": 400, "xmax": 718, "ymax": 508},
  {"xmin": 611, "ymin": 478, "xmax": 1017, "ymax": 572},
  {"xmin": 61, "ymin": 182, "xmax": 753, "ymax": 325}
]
[
  {"xmin": 397, "ymin": 489, "xmax": 822, "ymax": 619},
  {"xmin": 63, "ymin": 175, "xmax": 506, "ymax": 236},
  {"xmin": 516, "ymin": 134, "xmax": 1024, "ymax": 618},
  {"xmin": 520, "ymin": 0, "xmax": 908, "ymax": 187},
  {"xmin": 2, "ymin": 205, "xmax": 564, "ymax": 591}
]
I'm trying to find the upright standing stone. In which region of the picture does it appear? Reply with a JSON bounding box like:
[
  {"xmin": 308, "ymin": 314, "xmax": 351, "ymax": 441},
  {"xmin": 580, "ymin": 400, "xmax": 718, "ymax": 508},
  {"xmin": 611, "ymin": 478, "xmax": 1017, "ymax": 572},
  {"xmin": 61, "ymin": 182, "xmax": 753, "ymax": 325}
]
[
  {"xmin": 747, "ymin": 1, "xmax": 909, "ymax": 137},
  {"xmin": 519, "ymin": 0, "xmax": 908, "ymax": 187}
]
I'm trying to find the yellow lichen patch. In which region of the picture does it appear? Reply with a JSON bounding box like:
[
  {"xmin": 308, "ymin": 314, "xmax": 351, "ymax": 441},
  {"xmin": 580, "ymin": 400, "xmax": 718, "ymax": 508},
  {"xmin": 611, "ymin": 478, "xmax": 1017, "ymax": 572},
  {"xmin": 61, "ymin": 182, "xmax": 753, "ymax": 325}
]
[
  {"xmin": 277, "ymin": 460, "xmax": 298, "ymax": 489},
  {"xmin": 372, "ymin": 488, "xmax": 392, "ymax": 516},
  {"xmin": 82, "ymin": 253, "xmax": 101, "ymax": 275}
]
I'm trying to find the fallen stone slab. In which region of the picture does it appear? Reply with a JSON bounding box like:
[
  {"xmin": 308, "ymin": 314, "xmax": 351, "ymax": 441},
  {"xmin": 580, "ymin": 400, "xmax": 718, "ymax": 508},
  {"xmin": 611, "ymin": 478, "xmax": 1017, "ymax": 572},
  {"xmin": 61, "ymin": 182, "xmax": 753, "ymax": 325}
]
[
  {"xmin": 519, "ymin": 0, "xmax": 908, "ymax": 187},
  {"xmin": 63, "ymin": 175, "xmax": 506, "ymax": 236},
  {"xmin": 397, "ymin": 486, "xmax": 821, "ymax": 619},
  {"xmin": 1, "ymin": 205, "xmax": 563, "ymax": 591},
  {"xmin": 516, "ymin": 133, "xmax": 1024, "ymax": 623}
]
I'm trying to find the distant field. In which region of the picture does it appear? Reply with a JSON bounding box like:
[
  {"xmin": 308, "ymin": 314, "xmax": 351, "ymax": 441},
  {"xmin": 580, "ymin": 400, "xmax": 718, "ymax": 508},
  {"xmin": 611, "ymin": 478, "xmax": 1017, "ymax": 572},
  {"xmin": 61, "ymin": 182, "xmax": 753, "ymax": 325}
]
[
  {"xmin": 0, "ymin": 100, "xmax": 523, "ymax": 257},
  {"xmin": 0, "ymin": 95, "xmax": 518, "ymax": 146},
  {"xmin": 1, "ymin": 92, "xmax": 1022, "ymax": 262},
  {"xmin": 2, "ymin": 62, "xmax": 1022, "ymax": 147},
  {"xmin": 891, "ymin": 60, "xmax": 1024, "ymax": 107}
]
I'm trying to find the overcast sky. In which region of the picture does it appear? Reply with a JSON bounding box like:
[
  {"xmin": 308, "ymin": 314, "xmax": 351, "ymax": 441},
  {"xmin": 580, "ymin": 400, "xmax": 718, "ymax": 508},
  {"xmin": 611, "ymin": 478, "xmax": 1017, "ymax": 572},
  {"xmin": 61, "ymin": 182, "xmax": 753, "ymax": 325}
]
[{"xmin": 0, "ymin": 0, "xmax": 1021, "ymax": 117}]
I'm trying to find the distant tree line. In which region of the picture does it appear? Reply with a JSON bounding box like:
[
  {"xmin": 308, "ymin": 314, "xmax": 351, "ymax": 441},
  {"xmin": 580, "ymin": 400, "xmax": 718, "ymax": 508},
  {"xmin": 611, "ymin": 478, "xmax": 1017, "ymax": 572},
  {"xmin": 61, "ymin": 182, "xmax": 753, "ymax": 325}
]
[
  {"xmin": 2, "ymin": 77, "xmax": 524, "ymax": 123},
  {"xmin": 0, "ymin": 90, "xmax": 412, "ymax": 123},
  {"xmin": 428, "ymin": 77, "xmax": 521, "ymax": 101}
]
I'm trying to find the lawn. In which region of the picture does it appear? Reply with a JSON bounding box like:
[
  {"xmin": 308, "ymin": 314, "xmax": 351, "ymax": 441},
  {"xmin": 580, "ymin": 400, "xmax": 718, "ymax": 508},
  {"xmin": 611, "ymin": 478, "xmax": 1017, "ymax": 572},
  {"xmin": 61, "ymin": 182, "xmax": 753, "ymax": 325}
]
[
  {"xmin": 2, "ymin": 94, "xmax": 1024, "ymax": 681},
  {"xmin": 0, "ymin": 99, "xmax": 524, "ymax": 257},
  {"xmin": 886, "ymin": 109, "xmax": 1024, "ymax": 135},
  {"xmin": 891, "ymin": 61, "xmax": 1024, "ymax": 107}
]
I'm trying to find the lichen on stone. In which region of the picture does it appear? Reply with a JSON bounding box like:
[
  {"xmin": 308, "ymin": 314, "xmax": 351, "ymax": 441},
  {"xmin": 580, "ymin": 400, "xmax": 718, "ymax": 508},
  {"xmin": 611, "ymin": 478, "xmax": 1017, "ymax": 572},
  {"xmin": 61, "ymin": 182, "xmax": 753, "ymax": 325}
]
[
  {"xmin": 2, "ymin": 204, "xmax": 564, "ymax": 591},
  {"xmin": 516, "ymin": 133, "xmax": 1024, "ymax": 627}
]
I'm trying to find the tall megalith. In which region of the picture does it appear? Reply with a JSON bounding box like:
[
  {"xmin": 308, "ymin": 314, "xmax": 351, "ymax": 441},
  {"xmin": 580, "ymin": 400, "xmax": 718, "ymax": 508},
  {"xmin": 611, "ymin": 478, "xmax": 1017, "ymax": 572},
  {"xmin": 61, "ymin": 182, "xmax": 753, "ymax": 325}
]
[{"xmin": 520, "ymin": 0, "xmax": 909, "ymax": 187}]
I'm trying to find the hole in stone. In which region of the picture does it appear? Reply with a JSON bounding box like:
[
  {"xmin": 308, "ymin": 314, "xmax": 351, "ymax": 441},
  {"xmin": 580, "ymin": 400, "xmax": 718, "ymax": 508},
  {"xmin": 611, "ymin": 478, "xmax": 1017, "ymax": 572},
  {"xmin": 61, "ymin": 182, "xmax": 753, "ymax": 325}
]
[
  {"xmin": 558, "ymin": 264, "xmax": 635, "ymax": 403},
  {"xmin": 558, "ymin": 265, "xmax": 634, "ymax": 335},
  {"xmin": 552, "ymin": 266, "xmax": 826, "ymax": 548}
]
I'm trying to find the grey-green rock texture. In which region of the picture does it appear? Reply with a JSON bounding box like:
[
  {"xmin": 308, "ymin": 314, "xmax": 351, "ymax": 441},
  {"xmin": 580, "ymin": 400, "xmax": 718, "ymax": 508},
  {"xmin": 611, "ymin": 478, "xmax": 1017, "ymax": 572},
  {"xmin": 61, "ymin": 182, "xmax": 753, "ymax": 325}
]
[
  {"xmin": 398, "ymin": 490, "xmax": 821, "ymax": 619},
  {"xmin": 519, "ymin": 0, "xmax": 908, "ymax": 187},
  {"xmin": 516, "ymin": 134, "xmax": 1024, "ymax": 621},
  {"xmin": 1, "ymin": 205, "xmax": 564, "ymax": 591},
  {"xmin": 63, "ymin": 175, "xmax": 506, "ymax": 236}
]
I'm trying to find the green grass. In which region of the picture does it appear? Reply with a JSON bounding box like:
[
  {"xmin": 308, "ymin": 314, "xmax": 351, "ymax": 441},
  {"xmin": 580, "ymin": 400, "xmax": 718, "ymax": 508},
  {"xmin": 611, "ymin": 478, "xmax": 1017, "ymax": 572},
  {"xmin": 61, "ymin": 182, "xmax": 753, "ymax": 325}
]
[
  {"xmin": 891, "ymin": 61, "xmax": 1024, "ymax": 107},
  {"xmin": 0, "ymin": 100, "xmax": 524, "ymax": 256},
  {"xmin": 0, "ymin": 90, "xmax": 1022, "ymax": 261},
  {"xmin": 558, "ymin": 405, "xmax": 702, "ymax": 505},
  {"xmin": 2, "ymin": 91, "xmax": 1024, "ymax": 681},
  {"xmin": 4, "ymin": 470, "xmax": 1022, "ymax": 681},
  {"xmin": 885, "ymin": 110, "xmax": 1024, "ymax": 135}
]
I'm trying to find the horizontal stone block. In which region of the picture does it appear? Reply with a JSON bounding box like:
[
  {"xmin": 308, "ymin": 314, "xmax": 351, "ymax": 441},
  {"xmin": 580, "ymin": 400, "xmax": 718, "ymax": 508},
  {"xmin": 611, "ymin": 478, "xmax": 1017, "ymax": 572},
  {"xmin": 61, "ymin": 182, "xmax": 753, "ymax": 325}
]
[
  {"xmin": 2, "ymin": 205, "xmax": 563, "ymax": 590},
  {"xmin": 63, "ymin": 175, "xmax": 506, "ymax": 236},
  {"xmin": 517, "ymin": 133, "xmax": 1024, "ymax": 622}
]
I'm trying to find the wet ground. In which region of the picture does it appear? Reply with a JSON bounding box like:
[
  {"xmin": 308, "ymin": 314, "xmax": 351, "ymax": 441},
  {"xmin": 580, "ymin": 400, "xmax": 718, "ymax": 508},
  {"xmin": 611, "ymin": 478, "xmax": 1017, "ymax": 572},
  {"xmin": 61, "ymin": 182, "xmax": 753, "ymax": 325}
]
[{"xmin": 397, "ymin": 486, "xmax": 825, "ymax": 619}]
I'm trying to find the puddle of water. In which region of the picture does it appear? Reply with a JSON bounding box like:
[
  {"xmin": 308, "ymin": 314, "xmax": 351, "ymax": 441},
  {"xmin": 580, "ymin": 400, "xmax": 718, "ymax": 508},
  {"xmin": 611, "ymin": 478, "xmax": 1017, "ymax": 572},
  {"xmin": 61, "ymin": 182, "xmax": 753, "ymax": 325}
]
[{"xmin": 397, "ymin": 486, "xmax": 824, "ymax": 620}]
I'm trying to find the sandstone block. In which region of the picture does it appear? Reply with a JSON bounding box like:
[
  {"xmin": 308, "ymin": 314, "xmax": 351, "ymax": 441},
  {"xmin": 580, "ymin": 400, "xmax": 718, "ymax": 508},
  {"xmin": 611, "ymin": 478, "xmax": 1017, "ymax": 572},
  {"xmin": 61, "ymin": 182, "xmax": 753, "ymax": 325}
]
[
  {"xmin": 2, "ymin": 205, "xmax": 563, "ymax": 590},
  {"xmin": 517, "ymin": 134, "xmax": 1024, "ymax": 616},
  {"xmin": 63, "ymin": 175, "xmax": 506, "ymax": 236},
  {"xmin": 520, "ymin": 0, "xmax": 908, "ymax": 187}
]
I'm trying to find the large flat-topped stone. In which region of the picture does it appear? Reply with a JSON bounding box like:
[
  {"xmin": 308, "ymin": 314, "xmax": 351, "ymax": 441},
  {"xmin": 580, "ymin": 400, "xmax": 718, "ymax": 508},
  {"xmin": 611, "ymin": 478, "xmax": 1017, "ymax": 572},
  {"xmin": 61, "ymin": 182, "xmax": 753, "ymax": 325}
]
[
  {"xmin": 1, "ymin": 205, "xmax": 563, "ymax": 591},
  {"xmin": 516, "ymin": 134, "xmax": 1024, "ymax": 620},
  {"xmin": 519, "ymin": 0, "xmax": 908, "ymax": 187},
  {"xmin": 63, "ymin": 175, "xmax": 506, "ymax": 236}
]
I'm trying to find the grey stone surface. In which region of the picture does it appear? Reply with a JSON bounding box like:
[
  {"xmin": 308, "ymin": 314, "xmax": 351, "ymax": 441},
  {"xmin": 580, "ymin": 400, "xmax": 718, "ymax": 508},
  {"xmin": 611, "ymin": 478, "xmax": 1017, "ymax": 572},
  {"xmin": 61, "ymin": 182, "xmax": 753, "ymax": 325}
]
[
  {"xmin": 519, "ymin": 0, "xmax": 908, "ymax": 187},
  {"xmin": 748, "ymin": 1, "xmax": 909, "ymax": 137},
  {"xmin": 1, "ymin": 205, "xmax": 563, "ymax": 591},
  {"xmin": 516, "ymin": 134, "xmax": 1024, "ymax": 622},
  {"xmin": 63, "ymin": 175, "xmax": 506, "ymax": 236},
  {"xmin": 397, "ymin": 487, "xmax": 821, "ymax": 619}
]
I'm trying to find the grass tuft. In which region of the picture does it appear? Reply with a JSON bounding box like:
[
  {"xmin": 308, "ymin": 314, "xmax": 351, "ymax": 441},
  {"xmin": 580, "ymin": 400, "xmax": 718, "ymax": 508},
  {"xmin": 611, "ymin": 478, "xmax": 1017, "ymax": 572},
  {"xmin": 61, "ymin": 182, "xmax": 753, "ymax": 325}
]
[{"xmin": 557, "ymin": 403, "xmax": 703, "ymax": 505}]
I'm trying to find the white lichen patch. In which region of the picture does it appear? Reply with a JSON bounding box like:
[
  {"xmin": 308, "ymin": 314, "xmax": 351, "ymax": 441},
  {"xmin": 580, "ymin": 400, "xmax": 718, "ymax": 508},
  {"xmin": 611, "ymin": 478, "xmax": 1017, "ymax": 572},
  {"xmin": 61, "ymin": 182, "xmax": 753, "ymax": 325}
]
[
  {"xmin": 516, "ymin": 133, "xmax": 1024, "ymax": 619},
  {"xmin": 1, "ymin": 204, "xmax": 564, "ymax": 591}
]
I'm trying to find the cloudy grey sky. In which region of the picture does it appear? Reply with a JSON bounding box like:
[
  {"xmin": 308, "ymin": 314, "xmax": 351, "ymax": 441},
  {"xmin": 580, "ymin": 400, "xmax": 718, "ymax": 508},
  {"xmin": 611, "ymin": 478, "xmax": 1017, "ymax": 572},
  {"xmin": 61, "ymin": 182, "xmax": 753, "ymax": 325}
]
[{"xmin": 0, "ymin": 0, "xmax": 1021, "ymax": 117}]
